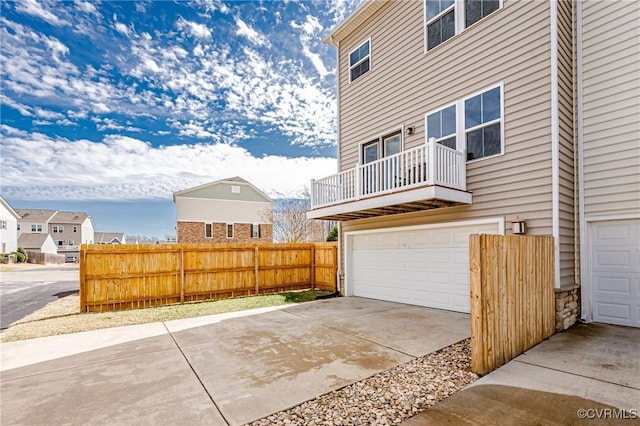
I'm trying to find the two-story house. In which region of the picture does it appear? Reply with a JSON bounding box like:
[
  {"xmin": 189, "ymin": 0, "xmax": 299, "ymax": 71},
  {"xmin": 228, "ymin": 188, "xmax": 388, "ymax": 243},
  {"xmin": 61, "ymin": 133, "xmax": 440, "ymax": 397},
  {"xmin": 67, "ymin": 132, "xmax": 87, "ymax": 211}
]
[
  {"xmin": 95, "ymin": 232, "xmax": 126, "ymax": 244},
  {"xmin": 17, "ymin": 209, "xmax": 95, "ymax": 260},
  {"xmin": 174, "ymin": 177, "xmax": 273, "ymax": 244},
  {"xmin": 308, "ymin": 0, "xmax": 639, "ymax": 328},
  {"xmin": 0, "ymin": 196, "xmax": 20, "ymax": 254}
]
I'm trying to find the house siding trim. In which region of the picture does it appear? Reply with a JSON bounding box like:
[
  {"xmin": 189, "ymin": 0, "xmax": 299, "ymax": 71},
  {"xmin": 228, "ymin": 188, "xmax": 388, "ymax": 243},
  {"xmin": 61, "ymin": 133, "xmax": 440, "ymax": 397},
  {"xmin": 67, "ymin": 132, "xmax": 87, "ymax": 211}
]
[
  {"xmin": 577, "ymin": 0, "xmax": 586, "ymax": 312},
  {"xmin": 551, "ymin": 0, "xmax": 561, "ymax": 289}
]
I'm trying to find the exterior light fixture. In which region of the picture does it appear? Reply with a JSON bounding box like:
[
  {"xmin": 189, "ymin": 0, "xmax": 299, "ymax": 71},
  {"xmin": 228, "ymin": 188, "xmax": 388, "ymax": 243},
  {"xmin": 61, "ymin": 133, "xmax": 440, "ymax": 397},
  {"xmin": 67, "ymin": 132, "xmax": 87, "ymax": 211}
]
[
  {"xmin": 405, "ymin": 126, "xmax": 415, "ymax": 136},
  {"xmin": 512, "ymin": 216, "xmax": 526, "ymax": 235}
]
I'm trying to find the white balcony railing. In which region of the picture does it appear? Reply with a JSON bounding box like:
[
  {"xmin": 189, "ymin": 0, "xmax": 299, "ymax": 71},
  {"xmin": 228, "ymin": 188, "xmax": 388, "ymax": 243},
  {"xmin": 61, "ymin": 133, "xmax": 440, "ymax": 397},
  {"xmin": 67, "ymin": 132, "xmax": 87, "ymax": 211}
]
[
  {"xmin": 57, "ymin": 245, "xmax": 80, "ymax": 251},
  {"xmin": 311, "ymin": 138, "xmax": 467, "ymax": 209}
]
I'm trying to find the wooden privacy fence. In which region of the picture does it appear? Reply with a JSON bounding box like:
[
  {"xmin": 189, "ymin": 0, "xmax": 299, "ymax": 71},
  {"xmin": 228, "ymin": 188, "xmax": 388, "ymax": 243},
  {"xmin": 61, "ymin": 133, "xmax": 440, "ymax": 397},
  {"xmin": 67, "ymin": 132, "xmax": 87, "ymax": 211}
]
[
  {"xmin": 469, "ymin": 234, "xmax": 555, "ymax": 375},
  {"xmin": 79, "ymin": 242, "xmax": 338, "ymax": 313}
]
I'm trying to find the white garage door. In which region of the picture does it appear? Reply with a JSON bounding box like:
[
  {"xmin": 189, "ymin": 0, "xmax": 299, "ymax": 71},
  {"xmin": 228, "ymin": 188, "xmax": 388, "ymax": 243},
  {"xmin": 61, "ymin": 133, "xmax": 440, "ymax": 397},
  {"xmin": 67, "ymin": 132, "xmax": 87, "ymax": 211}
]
[
  {"xmin": 348, "ymin": 221, "xmax": 500, "ymax": 313},
  {"xmin": 590, "ymin": 219, "xmax": 640, "ymax": 327}
]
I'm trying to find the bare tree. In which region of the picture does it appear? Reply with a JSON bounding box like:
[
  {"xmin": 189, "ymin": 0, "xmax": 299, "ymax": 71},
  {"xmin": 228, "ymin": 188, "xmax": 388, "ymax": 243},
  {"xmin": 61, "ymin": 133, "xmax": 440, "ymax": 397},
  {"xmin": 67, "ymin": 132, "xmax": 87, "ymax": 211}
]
[{"xmin": 263, "ymin": 188, "xmax": 333, "ymax": 243}]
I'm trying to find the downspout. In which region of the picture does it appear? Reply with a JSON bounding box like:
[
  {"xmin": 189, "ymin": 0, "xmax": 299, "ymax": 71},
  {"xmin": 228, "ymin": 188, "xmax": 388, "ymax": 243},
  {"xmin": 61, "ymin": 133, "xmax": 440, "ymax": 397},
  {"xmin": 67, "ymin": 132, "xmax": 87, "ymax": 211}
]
[
  {"xmin": 576, "ymin": 0, "xmax": 587, "ymax": 321},
  {"xmin": 335, "ymin": 39, "xmax": 344, "ymax": 294},
  {"xmin": 550, "ymin": 0, "xmax": 561, "ymax": 289}
]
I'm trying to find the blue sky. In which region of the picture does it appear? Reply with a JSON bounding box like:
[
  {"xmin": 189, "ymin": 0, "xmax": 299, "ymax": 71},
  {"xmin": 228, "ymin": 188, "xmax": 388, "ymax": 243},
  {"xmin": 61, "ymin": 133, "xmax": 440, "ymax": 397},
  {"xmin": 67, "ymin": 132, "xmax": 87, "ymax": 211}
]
[{"xmin": 1, "ymin": 0, "xmax": 362, "ymax": 236}]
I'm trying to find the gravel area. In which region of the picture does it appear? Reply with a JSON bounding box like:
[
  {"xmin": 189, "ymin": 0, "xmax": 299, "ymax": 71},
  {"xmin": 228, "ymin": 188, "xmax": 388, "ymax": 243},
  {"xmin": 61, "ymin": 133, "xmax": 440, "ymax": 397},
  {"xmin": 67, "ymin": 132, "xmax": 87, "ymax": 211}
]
[{"xmin": 250, "ymin": 339, "xmax": 478, "ymax": 425}]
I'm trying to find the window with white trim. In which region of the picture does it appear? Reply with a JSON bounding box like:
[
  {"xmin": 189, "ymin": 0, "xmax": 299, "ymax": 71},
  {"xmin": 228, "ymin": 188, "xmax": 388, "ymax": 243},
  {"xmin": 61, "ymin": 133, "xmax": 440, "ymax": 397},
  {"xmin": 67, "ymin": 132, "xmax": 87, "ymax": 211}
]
[
  {"xmin": 425, "ymin": 84, "xmax": 503, "ymax": 161},
  {"xmin": 57, "ymin": 240, "xmax": 64, "ymax": 247},
  {"xmin": 360, "ymin": 130, "xmax": 403, "ymax": 164},
  {"xmin": 73, "ymin": 226, "xmax": 78, "ymax": 233},
  {"xmin": 0, "ymin": 220, "xmax": 6, "ymax": 230},
  {"xmin": 205, "ymin": 223, "xmax": 212, "ymax": 238},
  {"xmin": 17, "ymin": 223, "xmax": 20, "ymax": 231},
  {"xmin": 252, "ymin": 224, "xmax": 260, "ymax": 238},
  {"xmin": 53, "ymin": 225, "xmax": 64, "ymax": 233},
  {"xmin": 425, "ymin": 0, "xmax": 500, "ymax": 51},
  {"xmin": 68, "ymin": 239, "xmax": 74, "ymax": 245},
  {"xmin": 31, "ymin": 224, "xmax": 43, "ymax": 232},
  {"xmin": 226, "ymin": 223, "xmax": 234, "ymax": 238},
  {"xmin": 349, "ymin": 39, "xmax": 370, "ymax": 82}
]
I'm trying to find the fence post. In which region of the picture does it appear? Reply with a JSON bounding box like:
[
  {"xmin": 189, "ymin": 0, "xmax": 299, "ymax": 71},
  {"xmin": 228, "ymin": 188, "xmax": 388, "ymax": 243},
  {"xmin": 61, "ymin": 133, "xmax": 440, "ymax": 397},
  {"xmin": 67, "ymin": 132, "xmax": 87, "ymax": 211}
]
[
  {"xmin": 254, "ymin": 246, "xmax": 260, "ymax": 295},
  {"xmin": 469, "ymin": 234, "xmax": 485, "ymax": 374},
  {"xmin": 79, "ymin": 245, "xmax": 86, "ymax": 312},
  {"xmin": 180, "ymin": 248, "xmax": 184, "ymax": 304},
  {"xmin": 310, "ymin": 245, "xmax": 316, "ymax": 289}
]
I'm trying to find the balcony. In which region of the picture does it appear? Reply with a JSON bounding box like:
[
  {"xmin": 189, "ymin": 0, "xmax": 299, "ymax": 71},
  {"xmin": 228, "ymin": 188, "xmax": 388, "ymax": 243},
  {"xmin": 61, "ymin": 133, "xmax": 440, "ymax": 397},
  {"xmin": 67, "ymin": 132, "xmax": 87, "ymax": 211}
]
[{"xmin": 308, "ymin": 139, "xmax": 472, "ymax": 221}]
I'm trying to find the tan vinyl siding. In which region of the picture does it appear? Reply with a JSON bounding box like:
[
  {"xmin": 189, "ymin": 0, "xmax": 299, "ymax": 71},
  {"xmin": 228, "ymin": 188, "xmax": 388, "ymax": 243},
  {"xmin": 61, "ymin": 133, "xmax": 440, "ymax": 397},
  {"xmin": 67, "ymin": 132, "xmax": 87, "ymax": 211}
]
[
  {"xmin": 582, "ymin": 0, "xmax": 640, "ymax": 217},
  {"xmin": 557, "ymin": 0, "xmax": 576, "ymax": 287},
  {"xmin": 337, "ymin": 1, "xmax": 554, "ymax": 237}
]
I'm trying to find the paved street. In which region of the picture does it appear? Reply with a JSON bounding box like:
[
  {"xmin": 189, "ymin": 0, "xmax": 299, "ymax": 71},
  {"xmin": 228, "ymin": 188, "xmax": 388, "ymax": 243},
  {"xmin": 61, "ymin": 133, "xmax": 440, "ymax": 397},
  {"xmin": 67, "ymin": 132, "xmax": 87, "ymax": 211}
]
[{"xmin": 0, "ymin": 267, "xmax": 79, "ymax": 329}]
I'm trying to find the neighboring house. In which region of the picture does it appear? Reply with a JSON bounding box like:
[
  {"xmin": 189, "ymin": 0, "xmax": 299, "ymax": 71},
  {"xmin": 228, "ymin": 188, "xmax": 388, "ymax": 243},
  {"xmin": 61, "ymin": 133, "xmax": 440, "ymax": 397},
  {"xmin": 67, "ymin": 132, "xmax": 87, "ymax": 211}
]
[
  {"xmin": 95, "ymin": 232, "xmax": 126, "ymax": 244},
  {"xmin": 17, "ymin": 233, "xmax": 57, "ymax": 255},
  {"xmin": 16, "ymin": 209, "xmax": 95, "ymax": 258},
  {"xmin": 0, "ymin": 196, "xmax": 20, "ymax": 254},
  {"xmin": 308, "ymin": 1, "xmax": 639, "ymax": 328},
  {"xmin": 16, "ymin": 209, "xmax": 56, "ymax": 237},
  {"xmin": 174, "ymin": 177, "xmax": 273, "ymax": 243}
]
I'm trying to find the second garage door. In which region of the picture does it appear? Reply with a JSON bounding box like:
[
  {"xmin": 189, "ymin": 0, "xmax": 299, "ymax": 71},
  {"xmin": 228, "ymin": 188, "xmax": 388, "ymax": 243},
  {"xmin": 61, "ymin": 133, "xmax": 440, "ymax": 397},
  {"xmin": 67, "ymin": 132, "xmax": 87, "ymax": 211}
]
[{"xmin": 347, "ymin": 221, "xmax": 501, "ymax": 313}]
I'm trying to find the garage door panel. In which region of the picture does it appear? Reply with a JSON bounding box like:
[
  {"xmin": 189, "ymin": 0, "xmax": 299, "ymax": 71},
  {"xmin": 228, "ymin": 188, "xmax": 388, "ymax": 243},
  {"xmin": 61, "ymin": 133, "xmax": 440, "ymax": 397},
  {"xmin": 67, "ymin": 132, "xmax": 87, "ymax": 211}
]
[
  {"xmin": 349, "ymin": 222, "xmax": 500, "ymax": 313},
  {"xmin": 590, "ymin": 219, "xmax": 640, "ymax": 327}
]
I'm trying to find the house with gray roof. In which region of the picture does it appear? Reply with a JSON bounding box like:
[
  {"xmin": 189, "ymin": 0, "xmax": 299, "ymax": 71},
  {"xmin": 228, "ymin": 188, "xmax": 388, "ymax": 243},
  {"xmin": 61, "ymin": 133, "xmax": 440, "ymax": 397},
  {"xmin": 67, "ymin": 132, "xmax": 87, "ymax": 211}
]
[
  {"xmin": 17, "ymin": 209, "xmax": 94, "ymax": 258},
  {"xmin": 95, "ymin": 232, "xmax": 126, "ymax": 244},
  {"xmin": 17, "ymin": 233, "xmax": 57, "ymax": 255},
  {"xmin": 174, "ymin": 177, "xmax": 273, "ymax": 244}
]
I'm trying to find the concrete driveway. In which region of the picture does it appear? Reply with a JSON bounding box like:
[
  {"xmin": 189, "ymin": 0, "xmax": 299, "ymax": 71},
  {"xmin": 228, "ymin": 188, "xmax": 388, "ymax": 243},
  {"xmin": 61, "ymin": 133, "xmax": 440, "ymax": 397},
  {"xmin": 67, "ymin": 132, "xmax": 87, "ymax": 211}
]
[
  {"xmin": 403, "ymin": 323, "xmax": 640, "ymax": 425},
  {"xmin": 1, "ymin": 297, "xmax": 470, "ymax": 425}
]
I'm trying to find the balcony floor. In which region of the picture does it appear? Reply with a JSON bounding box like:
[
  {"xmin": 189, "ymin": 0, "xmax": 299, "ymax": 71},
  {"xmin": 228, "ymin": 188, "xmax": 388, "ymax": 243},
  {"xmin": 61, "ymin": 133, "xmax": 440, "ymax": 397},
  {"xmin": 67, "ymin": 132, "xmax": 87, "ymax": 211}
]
[{"xmin": 307, "ymin": 184, "xmax": 472, "ymax": 221}]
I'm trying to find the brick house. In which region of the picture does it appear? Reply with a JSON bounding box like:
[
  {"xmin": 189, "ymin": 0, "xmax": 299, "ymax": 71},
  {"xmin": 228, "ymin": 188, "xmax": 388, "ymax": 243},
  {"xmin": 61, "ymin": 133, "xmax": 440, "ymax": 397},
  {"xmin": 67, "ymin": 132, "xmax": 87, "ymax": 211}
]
[{"xmin": 174, "ymin": 177, "xmax": 273, "ymax": 244}]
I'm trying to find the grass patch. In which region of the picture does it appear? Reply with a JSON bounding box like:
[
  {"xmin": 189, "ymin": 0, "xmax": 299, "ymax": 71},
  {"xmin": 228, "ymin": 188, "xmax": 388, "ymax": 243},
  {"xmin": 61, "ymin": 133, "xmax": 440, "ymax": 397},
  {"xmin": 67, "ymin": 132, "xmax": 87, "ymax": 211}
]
[{"xmin": 1, "ymin": 290, "xmax": 335, "ymax": 343}]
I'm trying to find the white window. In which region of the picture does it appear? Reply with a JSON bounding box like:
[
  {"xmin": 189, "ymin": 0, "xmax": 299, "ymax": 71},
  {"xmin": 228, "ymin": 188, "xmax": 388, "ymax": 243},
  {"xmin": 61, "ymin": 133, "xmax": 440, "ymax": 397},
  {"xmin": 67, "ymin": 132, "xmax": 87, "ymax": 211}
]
[
  {"xmin": 425, "ymin": 84, "xmax": 503, "ymax": 161},
  {"xmin": 205, "ymin": 223, "xmax": 212, "ymax": 238},
  {"xmin": 252, "ymin": 224, "xmax": 260, "ymax": 238},
  {"xmin": 0, "ymin": 220, "xmax": 6, "ymax": 230},
  {"xmin": 231, "ymin": 185, "xmax": 240, "ymax": 194},
  {"xmin": 360, "ymin": 130, "xmax": 403, "ymax": 164},
  {"xmin": 425, "ymin": 0, "xmax": 500, "ymax": 51},
  {"xmin": 226, "ymin": 223, "xmax": 234, "ymax": 238},
  {"xmin": 58, "ymin": 240, "xmax": 63, "ymax": 247},
  {"xmin": 17, "ymin": 223, "xmax": 20, "ymax": 231},
  {"xmin": 53, "ymin": 225, "xmax": 64, "ymax": 233},
  {"xmin": 68, "ymin": 239, "xmax": 74, "ymax": 245},
  {"xmin": 349, "ymin": 39, "xmax": 370, "ymax": 82},
  {"xmin": 73, "ymin": 226, "xmax": 77, "ymax": 233},
  {"xmin": 31, "ymin": 224, "xmax": 43, "ymax": 232}
]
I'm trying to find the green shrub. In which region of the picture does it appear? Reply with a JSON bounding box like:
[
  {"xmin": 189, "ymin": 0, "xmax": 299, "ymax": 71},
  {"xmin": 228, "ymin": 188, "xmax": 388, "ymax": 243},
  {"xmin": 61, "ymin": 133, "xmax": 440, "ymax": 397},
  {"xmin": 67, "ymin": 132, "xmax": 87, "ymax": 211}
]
[
  {"xmin": 326, "ymin": 225, "xmax": 338, "ymax": 242},
  {"xmin": 0, "ymin": 253, "xmax": 4, "ymax": 263},
  {"xmin": 10, "ymin": 251, "xmax": 26, "ymax": 263},
  {"xmin": 17, "ymin": 246, "xmax": 28, "ymax": 262}
]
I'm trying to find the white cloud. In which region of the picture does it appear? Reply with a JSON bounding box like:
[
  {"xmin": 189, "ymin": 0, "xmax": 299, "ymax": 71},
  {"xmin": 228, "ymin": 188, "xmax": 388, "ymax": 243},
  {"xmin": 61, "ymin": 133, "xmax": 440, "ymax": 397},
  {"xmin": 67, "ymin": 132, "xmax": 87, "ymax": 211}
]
[
  {"xmin": 0, "ymin": 125, "xmax": 337, "ymax": 201},
  {"xmin": 114, "ymin": 22, "xmax": 131, "ymax": 37},
  {"xmin": 235, "ymin": 17, "xmax": 269, "ymax": 47},
  {"xmin": 1, "ymin": 95, "xmax": 33, "ymax": 116},
  {"xmin": 34, "ymin": 107, "xmax": 64, "ymax": 120},
  {"xmin": 177, "ymin": 18, "xmax": 212, "ymax": 40},
  {"xmin": 15, "ymin": 0, "xmax": 68, "ymax": 26},
  {"xmin": 75, "ymin": 1, "xmax": 98, "ymax": 15}
]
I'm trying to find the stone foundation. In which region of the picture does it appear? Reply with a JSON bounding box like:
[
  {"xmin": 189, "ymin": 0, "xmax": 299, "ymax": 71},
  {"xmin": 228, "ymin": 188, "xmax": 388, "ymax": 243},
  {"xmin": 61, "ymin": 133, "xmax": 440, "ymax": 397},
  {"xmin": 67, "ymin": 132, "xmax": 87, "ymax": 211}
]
[{"xmin": 555, "ymin": 284, "xmax": 580, "ymax": 332}]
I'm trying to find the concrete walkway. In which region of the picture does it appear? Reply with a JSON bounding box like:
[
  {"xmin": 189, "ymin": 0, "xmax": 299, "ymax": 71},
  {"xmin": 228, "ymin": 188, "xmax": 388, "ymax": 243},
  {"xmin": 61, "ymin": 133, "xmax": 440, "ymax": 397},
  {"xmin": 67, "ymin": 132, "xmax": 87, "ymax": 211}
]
[
  {"xmin": 403, "ymin": 323, "xmax": 640, "ymax": 425},
  {"xmin": 0, "ymin": 297, "xmax": 470, "ymax": 426}
]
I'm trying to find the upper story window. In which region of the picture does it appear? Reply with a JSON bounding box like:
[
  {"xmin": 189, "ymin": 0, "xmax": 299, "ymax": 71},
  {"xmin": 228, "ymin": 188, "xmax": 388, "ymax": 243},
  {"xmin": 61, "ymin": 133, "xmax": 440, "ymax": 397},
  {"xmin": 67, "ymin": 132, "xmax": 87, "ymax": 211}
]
[
  {"xmin": 73, "ymin": 226, "xmax": 78, "ymax": 233},
  {"xmin": 53, "ymin": 225, "xmax": 64, "ymax": 233},
  {"xmin": 425, "ymin": 0, "xmax": 501, "ymax": 51},
  {"xmin": 360, "ymin": 130, "xmax": 402, "ymax": 164},
  {"xmin": 17, "ymin": 223, "xmax": 20, "ymax": 231},
  {"xmin": 31, "ymin": 224, "xmax": 43, "ymax": 232},
  {"xmin": 0, "ymin": 220, "xmax": 6, "ymax": 230},
  {"xmin": 349, "ymin": 39, "xmax": 370, "ymax": 82},
  {"xmin": 425, "ymin": 84, "xmax": 503, "ymax": 161}
]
